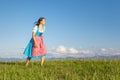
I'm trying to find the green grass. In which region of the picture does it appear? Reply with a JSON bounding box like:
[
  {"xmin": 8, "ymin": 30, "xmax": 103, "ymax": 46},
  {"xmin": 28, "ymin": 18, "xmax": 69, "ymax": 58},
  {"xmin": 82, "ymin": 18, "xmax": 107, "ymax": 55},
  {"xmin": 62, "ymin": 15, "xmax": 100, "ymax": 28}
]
[{"xmin": 0, "ymin": 59, "xmax": 120, "ymax": 80}]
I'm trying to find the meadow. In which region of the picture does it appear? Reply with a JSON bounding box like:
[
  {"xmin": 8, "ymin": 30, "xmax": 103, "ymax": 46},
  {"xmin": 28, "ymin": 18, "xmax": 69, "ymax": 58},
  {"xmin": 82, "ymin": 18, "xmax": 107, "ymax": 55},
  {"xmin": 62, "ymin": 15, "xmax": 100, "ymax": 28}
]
[{"xmin": 0, "ymin": 59, "xmax": 120, "ymax": 80}]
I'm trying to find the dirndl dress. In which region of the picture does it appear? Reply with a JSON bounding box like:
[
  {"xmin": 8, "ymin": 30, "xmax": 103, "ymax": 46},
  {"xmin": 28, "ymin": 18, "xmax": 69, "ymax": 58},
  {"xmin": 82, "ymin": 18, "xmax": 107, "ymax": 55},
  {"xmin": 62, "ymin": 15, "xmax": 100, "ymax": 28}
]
[{"xmin": 23, "ymin": 25, "xmax": 46, "ymax": 59}]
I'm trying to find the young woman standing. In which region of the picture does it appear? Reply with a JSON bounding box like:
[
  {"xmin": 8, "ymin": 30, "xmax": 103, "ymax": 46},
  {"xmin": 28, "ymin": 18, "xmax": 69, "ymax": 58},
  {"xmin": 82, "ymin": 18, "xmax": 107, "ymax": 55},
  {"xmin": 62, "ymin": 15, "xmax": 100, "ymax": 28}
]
[{"xmin": 23, "ymin": 17, "xmax": 47, "ymax": 66}]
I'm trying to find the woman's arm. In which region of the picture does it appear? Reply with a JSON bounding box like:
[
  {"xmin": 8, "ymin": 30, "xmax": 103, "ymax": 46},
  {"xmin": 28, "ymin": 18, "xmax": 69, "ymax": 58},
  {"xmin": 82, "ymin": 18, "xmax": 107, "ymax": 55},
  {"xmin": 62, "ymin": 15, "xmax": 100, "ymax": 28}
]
[{"xmin": 32, "ymin": 32, "xmax": 38, "ymax": 47}]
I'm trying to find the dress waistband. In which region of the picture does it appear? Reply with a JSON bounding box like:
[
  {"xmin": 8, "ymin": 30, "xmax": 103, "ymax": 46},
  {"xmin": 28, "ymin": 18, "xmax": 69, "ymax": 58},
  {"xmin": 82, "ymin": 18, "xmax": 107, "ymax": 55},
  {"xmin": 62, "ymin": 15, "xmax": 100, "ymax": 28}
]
[{"xmin": 35, "ymin": 36, "xmax": 43, "ymax": 37}]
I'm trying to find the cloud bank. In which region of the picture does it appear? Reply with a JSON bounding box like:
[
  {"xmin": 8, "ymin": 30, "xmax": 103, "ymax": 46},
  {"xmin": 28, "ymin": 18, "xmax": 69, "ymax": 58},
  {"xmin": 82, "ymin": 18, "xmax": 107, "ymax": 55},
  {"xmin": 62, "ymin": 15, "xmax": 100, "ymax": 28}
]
[
  {"xmin": 0, "ymin": 45, "xmax": 120, "ymax": 59},
  {"xmin": 47, "ymin": 45, "xmax": 120, "ymax": 58}
]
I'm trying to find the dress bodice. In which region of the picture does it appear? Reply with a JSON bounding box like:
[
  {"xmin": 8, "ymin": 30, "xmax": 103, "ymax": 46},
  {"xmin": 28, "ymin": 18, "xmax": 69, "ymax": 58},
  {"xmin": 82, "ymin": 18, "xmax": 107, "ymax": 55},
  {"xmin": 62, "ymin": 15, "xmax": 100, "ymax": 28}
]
[
  {"xmin": 32, "ymin": 25, "xmax": 45, "ymax": 36},
  {"xmin": 35, "ymin": 27, "xmax": 43, "ymax": 36}
]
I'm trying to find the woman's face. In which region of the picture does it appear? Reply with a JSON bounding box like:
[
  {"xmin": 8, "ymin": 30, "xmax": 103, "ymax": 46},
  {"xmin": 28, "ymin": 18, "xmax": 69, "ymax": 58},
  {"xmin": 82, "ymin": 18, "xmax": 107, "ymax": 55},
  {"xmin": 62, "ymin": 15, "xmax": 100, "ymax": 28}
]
[{"xmin": 40, "ymin": 19, "xmax": 46, "ymax": 25}]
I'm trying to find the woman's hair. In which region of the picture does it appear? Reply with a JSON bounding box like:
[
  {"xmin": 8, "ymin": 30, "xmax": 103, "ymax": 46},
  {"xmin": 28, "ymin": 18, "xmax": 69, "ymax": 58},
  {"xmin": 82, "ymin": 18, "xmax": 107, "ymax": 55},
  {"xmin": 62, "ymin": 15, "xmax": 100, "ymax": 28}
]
[{"xmin": 35, "ymin": 17, "xmax": 45, "ymax": 26}]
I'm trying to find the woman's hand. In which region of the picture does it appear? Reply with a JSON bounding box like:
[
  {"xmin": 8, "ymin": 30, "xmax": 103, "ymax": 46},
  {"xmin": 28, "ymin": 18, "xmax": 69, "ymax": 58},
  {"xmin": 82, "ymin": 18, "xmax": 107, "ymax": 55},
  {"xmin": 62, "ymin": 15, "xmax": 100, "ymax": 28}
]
[{"xmin": 34, "ymin": 42, "xmax": 39, "ymax": 48}]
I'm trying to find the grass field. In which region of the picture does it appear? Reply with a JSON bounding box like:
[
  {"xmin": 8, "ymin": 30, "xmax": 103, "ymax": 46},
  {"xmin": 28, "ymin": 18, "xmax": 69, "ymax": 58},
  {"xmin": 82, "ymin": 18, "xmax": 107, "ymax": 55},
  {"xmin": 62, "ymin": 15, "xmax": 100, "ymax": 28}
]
[{"xmin": 0, "ymin": 59, "xmax": 120, "ymax": 80}]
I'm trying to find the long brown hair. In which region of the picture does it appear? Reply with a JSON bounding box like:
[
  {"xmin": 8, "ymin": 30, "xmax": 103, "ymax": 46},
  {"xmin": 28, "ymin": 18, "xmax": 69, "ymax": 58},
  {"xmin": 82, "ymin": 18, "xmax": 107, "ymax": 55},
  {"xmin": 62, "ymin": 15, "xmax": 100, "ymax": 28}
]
[{"xmin": 35, "ymin": 17, "xmax": 45, "ymax": 26}]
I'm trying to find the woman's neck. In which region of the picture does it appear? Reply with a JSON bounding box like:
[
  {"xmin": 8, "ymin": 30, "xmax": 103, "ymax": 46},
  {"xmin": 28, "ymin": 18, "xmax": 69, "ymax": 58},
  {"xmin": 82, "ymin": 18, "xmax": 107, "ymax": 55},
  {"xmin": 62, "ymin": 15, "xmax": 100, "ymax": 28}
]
[{"xmin": 39, "ymin": 24, "xmax": 43, "ymax": 27}]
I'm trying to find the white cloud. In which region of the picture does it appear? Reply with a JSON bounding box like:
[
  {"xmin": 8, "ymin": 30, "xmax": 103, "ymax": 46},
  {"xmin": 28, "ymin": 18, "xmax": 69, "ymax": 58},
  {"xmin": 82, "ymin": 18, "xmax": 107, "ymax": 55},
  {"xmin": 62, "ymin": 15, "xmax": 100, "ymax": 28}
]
[
  {"xmin": 79, "ymin": 49, "xmax": 92, "ymax": 54},
  {"xmin": 48, "ymin": 45, "xmax": 92, "ymax": 54},
  {"xmin": 48, "ymin": 46, "xmax": 120, "ymax": 56},
  {"xmin": 56, "ymin": 45, "xmax": 67, "ymax": 53},
  {"xmin": 101, "ymin": 48, "xmax": 107, "ymax": 52},
  {"xmin": 68, "ymin": 48, "xmax": 78, "ymax": 54},
  {"xmin": 51, "ymin": 45, "xmax": 80, "ymax": 54},
  {"xmin": 99, "ymin": 48, "xmax": 120, "ymax": 55}
]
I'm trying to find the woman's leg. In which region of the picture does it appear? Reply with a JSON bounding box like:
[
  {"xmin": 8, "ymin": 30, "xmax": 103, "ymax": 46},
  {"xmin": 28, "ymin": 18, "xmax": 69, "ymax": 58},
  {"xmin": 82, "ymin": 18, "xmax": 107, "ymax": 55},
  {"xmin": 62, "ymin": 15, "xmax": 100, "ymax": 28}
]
[
  {"xmin": 40, "ymin": 56, "xmax": 46, "ymax": 66},
  {"xmin": 26, "ymin": 57, "xmax": 31, "ymax": 66}
]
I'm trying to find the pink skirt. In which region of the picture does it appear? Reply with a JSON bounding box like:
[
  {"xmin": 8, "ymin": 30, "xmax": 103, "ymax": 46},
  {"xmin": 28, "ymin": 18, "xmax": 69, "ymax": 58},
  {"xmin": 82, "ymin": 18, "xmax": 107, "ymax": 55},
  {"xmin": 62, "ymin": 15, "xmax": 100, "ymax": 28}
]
[{"xmin": 32, "ymin": 36, "xmax": 46, "ymax": 56}]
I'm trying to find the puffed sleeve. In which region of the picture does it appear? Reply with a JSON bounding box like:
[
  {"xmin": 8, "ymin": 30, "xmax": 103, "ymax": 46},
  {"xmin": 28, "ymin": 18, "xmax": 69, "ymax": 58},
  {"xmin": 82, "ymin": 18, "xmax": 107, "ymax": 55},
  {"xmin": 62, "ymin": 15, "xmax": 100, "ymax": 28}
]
[{"xmin": 32, "ymin": 25, "xmax": 38, "ymax": 33}]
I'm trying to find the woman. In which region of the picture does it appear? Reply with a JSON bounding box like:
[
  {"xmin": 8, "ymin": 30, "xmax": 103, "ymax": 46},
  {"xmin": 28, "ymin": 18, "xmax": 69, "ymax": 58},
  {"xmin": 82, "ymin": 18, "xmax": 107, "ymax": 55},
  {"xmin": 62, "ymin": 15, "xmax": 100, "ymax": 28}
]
[{"xmin": 23, "ymin": 17, "xmax": 47, "ymax": 66}]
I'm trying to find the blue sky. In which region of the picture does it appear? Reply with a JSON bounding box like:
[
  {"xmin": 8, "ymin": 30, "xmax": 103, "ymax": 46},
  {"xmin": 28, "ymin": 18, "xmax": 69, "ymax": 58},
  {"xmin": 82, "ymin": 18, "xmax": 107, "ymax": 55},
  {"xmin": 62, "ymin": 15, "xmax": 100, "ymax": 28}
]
[{"xmin": 0, "ymin": 0, "xmax": 120, "ymax": 58}]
